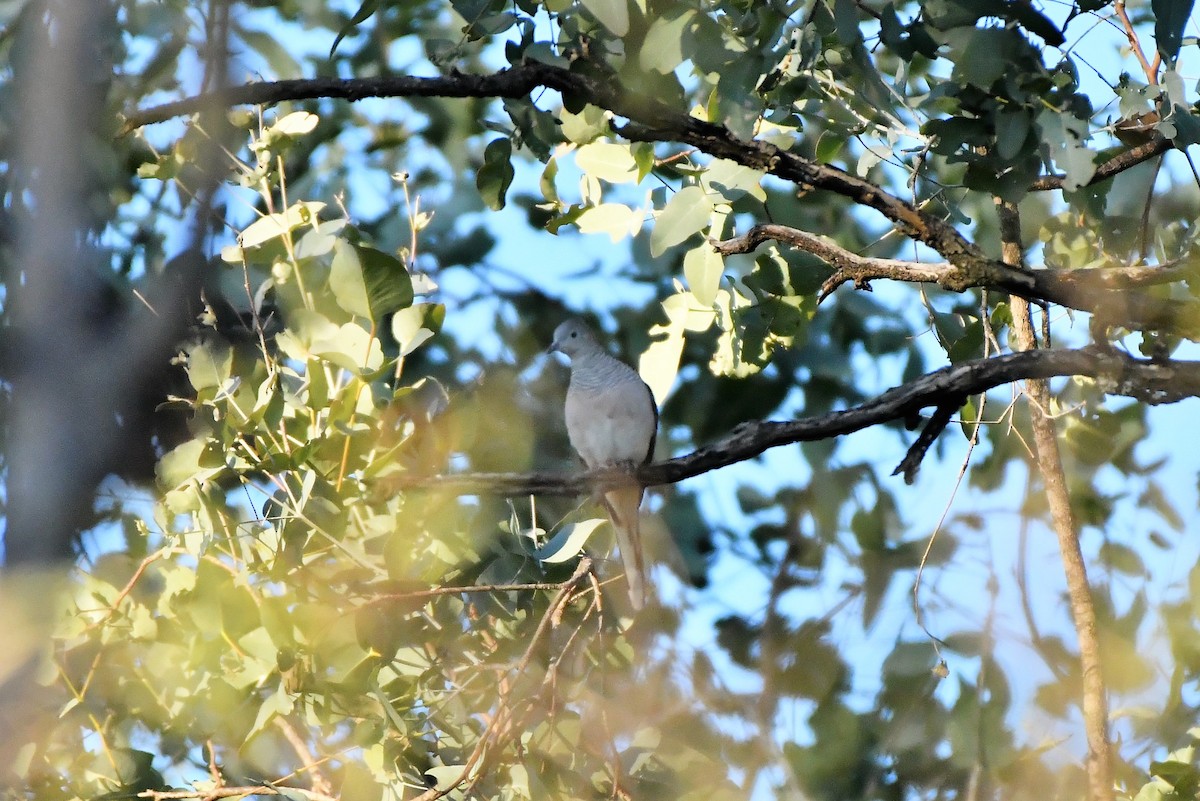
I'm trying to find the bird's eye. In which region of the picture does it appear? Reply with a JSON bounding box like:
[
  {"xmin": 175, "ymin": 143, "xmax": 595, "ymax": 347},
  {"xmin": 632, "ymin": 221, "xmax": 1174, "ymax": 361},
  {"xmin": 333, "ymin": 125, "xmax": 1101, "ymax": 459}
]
[{"xmin": 570, "ymin": 331, "xmax": 577, "ymax": 338}]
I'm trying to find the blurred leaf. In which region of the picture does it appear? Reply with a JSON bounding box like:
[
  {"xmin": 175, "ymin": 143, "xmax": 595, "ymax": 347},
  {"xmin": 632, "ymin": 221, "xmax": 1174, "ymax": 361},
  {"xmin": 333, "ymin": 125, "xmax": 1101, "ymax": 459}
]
[
  {"xmin": 640, "ymin": 9, "xmax": 694, "ymax": 74},
  {"xmin": 477, "ymin": 137, "xmax": 515, "ymax": 210},
  {"xmin": 239, "ymin": 201, "xmax": 326, "ymax": 249},
  {"xmin": 535, "ymin": 518, "xmax": 607, "ymax": 563},
  {"xmin": 651, "ymin": 186, "xmax": 712, "ymax": 257},
  {"xmin": 575, "ymin": 142, "xmax": 639, "ymax": 183},
  {"xmin": 580, "ymin": 0, "xmax": 628, "ymax": 36},
  {"xmin": 1153, "ymin": 0, "xmax": 1196, "ymax": 61}
]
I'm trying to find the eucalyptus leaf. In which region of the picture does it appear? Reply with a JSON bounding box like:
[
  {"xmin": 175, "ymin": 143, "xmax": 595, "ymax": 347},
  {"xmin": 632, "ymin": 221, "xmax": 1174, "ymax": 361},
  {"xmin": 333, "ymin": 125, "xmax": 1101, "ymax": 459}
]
[
  {"xmin": 535, "ymin": 518, "xmax": 607, "ymax": 563},
  {"xmin": 651, "ymin": 185, "xmax": 713, "ymax": 257}
]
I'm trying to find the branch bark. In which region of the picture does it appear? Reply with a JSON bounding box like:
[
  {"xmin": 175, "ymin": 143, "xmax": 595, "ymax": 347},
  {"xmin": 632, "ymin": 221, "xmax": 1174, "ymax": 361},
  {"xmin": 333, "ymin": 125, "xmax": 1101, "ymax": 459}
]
[
  {"xmin": 713, "ymin": 223, "xmax": 1200, "ymax": 337},
  {"xmin": 122, "ymin": 67, "xmax": 1200, "ymax": 339},
  {"xmin": 997, "ymin": 199, "xmax": 1113, "ymax": 801},
  {"xmin": 383, "ymin": 347, "xmax": 1200, "ymax": 498},
  {"xmin": 1028, "ymin": 136, "xmax": 1172, "ymax": 191}
]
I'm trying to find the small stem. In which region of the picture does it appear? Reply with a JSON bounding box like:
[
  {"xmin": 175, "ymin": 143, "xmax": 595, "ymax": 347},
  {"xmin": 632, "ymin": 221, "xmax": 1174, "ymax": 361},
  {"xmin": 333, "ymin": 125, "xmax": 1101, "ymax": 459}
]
[{"xmin": 1114, "ymin": 0, "xmax": 1158, "ymax": 85}]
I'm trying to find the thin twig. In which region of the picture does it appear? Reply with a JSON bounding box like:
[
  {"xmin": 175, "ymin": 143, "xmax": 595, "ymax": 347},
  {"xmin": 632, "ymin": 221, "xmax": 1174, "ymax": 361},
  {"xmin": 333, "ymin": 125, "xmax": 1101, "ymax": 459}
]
[
  {"xmin": 407, "ymin": 559, "xmax": 595, "ymax": 801},
  {"xmin": 138, "ymin": 786, "xmax": 336, "ymax": 801},
  {"xmin": 274, "ymin": 718, "xmax": 335, "ymax": 796},
  {"xmin": 1114, "ymin": 0, "xmax": 1158, "ymax": 84}
]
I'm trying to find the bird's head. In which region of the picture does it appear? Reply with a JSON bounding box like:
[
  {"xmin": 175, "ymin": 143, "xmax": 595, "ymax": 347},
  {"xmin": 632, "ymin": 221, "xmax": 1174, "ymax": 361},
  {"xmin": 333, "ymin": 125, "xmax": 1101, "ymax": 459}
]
[{"xmin": 548, "ymin": 318, "xmax": 598, "ymax": 358}]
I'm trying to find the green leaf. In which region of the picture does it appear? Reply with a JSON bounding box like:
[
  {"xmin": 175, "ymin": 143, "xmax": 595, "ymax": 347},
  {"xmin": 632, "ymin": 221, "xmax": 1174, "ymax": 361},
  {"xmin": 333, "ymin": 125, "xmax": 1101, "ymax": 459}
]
[
  {"xmin": 312, "ymin": 322, "xmax": 385, "ymax": 373},
  {"xmin": 535, "ymin": 518, "xmax": 607, "ymax": 563},
  {"xmin": 575, "ymin": 203, "xmax": 642, "ymax": 241},
  {"xmin": 1037, "ymin": 110, "xmax": 1096, "ymax": 191},
  {"xmin": 639, "ymin": 9, "xmax": 695, "ymax": 74},
  {"xmin": 995, "ymin": 109, "xmax": 1030, "ymax": 161},
  {"xmin": 1098, "ymin": 542, "xmax": 1146, "ymax": 577},
  {"xmin": 390, "ymin": 302, "xmax": 444, "ymax": 356},
  {"xmin": 248, "ymin": 685, "xmax": 294, "ymax": 740},
  {"xmin": 330, "ymin": 241, "xmax": 414, "ymax": 323},
  {"xmin": 269, "ymin": 111, "xmax": 318, "ymax": 138},
  {"xmin": 1008, "ymin": 1, "xmax": 1064, "ymax": 46},
  {"xmin": 476, "ymin": 137, "xmax": 515, "ymax": 210},
  {"xmin": 239, "ymin": 201, "xmax": 326, "ymax": 249},
  {"xmin": 651, "ymin": 186, "xmax": 712, "ymax": 257},
  {"xmin": 683, "ymin": 244, "xmax": 724, "ymax": 307},
  {"xmin": 156, "ymin": 439, "xmax": 222, "ymax": 490},
  {"xmin": 580, "ymin": 0, "xmax": 629, "ymax": 36},
  {"xmin": 575, "ymin": 142, "xmax": 639, "ymax": 184},
  {"xmin": 705, "ymin": 158, "xmax": 766, "ymax": 201},
  {"xmin": 560, "ymin": 104, "xmax": 609, "ymax": 144},
  {"xmin": 184, "ymin": 341, "xmax": 232, "ymax": 392},
  {"xmin": 330, "ymin": 0, "xmax": 378, "ymax": 56},
  {"xmin": 638, "ymin": 290, "xmax": 712, "ymax": 404},
  {"xmin": 423, "ymin": 765, "xmax": 469, "ymax": 792}
]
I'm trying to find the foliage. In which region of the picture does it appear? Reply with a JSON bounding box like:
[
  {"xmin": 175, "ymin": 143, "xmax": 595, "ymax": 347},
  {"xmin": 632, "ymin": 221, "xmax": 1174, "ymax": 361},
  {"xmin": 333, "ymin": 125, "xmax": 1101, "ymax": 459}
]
[{"xmin": 2, "ymin": 0, "xmax": 1200, "ymax": 800}]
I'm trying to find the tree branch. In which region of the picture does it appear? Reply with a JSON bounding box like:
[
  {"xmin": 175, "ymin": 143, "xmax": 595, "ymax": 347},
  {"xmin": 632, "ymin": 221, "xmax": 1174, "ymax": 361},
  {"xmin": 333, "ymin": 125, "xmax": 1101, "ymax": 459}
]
[
  {"xmin": 997, "ymin": 199, "xmax": 1113, "ymax": 801},
  {"xmin": 714, "ymin": 223, "xmax": 1196, "ymax": 296},
  {"xmin": 1029, "ymin": 136, "xmax": 1172, "ymax": 191},
  {"xmin": 122, "ymin": 67, "xmax": 1200, "ymax": 337},
  {"xmin": 714, "ymin": 223, "xmax": 1200, "ymax": 336},
  {"xmin": 385, "ymin": 348, "xmax": 1200, "ymax": 497},
  {"xmin": 138, "ymin": 786, "xmax": 336, "ymax": 801}
]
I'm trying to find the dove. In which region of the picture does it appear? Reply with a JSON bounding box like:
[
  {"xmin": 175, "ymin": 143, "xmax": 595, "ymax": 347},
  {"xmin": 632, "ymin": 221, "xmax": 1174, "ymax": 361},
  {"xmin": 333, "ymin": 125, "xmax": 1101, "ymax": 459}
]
[{"xmin": 548, "ymin": 319, "xmax": 657, "ymax": 609}]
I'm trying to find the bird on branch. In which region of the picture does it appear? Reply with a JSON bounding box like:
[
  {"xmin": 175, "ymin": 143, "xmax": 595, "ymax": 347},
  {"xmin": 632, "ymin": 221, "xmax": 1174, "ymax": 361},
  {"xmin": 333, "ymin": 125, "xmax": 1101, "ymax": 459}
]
[{"xmin": 548, "ymin": 319, "xmax": 658, "ymax": 610}]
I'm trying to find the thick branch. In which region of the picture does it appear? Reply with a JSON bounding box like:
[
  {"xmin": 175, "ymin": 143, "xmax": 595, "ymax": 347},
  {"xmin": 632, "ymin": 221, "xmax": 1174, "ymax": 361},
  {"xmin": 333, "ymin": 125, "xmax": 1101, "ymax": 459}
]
[
  {"xmin": 714, "ymin": 223, "xmax": 1200, "ymax": 336},
  {"xmin": 388, "ymin": 348, "xmax": 1200, "ymax": 497},
  {"xmin": 714, "ymin": 224, "xmax": 1196, "ymax": 293},
  {"xmin": 122, "ymin": 67, "xmax": 1200, "ymax": 337}
]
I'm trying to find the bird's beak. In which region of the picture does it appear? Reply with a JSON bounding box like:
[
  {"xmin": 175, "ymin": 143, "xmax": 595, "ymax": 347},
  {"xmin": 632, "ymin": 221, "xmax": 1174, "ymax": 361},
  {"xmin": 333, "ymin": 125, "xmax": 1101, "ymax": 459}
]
[{"xmin": 546, "ymin": 341, "xmax": 560, "ymax": 355}]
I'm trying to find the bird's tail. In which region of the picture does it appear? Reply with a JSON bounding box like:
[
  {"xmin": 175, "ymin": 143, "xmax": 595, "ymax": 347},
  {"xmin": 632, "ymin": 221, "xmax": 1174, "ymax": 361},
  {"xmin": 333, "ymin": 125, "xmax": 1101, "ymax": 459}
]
[{"xmin": 604, "ymin": 486, "xmax": 646, "ymax": 610}]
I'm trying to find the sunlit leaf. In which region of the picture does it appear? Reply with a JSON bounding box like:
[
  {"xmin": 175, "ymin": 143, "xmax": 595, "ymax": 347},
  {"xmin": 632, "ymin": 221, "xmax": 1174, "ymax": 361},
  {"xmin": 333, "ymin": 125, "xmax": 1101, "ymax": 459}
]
[
  {"xmin": 651, "ymin": 185, "xmax": 712, "ymax": 257},
  {"xmin": 535, "ymin": 518, "xmax": 607, "ymax": 563}
]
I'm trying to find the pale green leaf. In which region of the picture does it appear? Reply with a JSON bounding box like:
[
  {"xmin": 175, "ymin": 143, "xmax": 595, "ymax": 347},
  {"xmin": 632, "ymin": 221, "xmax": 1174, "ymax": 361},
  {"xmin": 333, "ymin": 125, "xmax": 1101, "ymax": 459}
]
[
  {"xmin": 185, "ymin": 341, "xmax": 232, "ymax": 392},
  {"xmin": 580, "ymin": 0, "xmax": 629, "ymax": 36},
  {"xmin": 575, "ymin": 142, "xmax": 639, "ymax": 183},
  {"xmin": 640, "ymin": 9, "xmax": 695, "ymax": 73},
  {"xmin": 638, "ymin": 289, "xmax": 713, "ymax": 404},
  {"xmin": 576, "ymin": 203, "xmax": 643, "ymax": 242},
  {"xmin": 270, "ymin": 111, "xmax": 319, "ymax": 137},
  {"xmin": 156, "ymin": 439, "xmax": 222, "ymax": 490},
  {"xmin": 391, "ymin": 303, "xmax": 444, "ymax": 356},
  {"xmin": 683, "ymin": 245, "xmax": 724, "ymax": 307},
  {"xmin": 248, "ymin": 686, "xmax": 294, "ymax": 740},
  {"xmin": 560, "ymin": 104, "xmax": 609, "ymax": 144},
  {"xmin": 536, "ymin": 518, "xmax": 607, "ymax": 563},
  {"xmin": 651, "ymin": 186, "xmax": 712, "ymax": 257},
  {"xmin": 239, "ymin": 202, "xmax": 326, "ymax": 248},
  {"xmin": 311, "ymin": 322, "xmax": 385, "ymax": 372},
  {"xmin": 704, "ymin": 158, "xmax": 766, "ymax": 201},
  {"xmin": 423, "ymin": 765, "xmax": 469, "ymax": 791}
]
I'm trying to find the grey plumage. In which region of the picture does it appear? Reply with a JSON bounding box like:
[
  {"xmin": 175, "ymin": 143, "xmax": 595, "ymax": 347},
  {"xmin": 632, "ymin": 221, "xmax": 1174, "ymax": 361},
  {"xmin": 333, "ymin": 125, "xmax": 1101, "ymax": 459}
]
[{"xmin": 549, "ymin": 319, "xmax": 657, "ymax": 609}]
